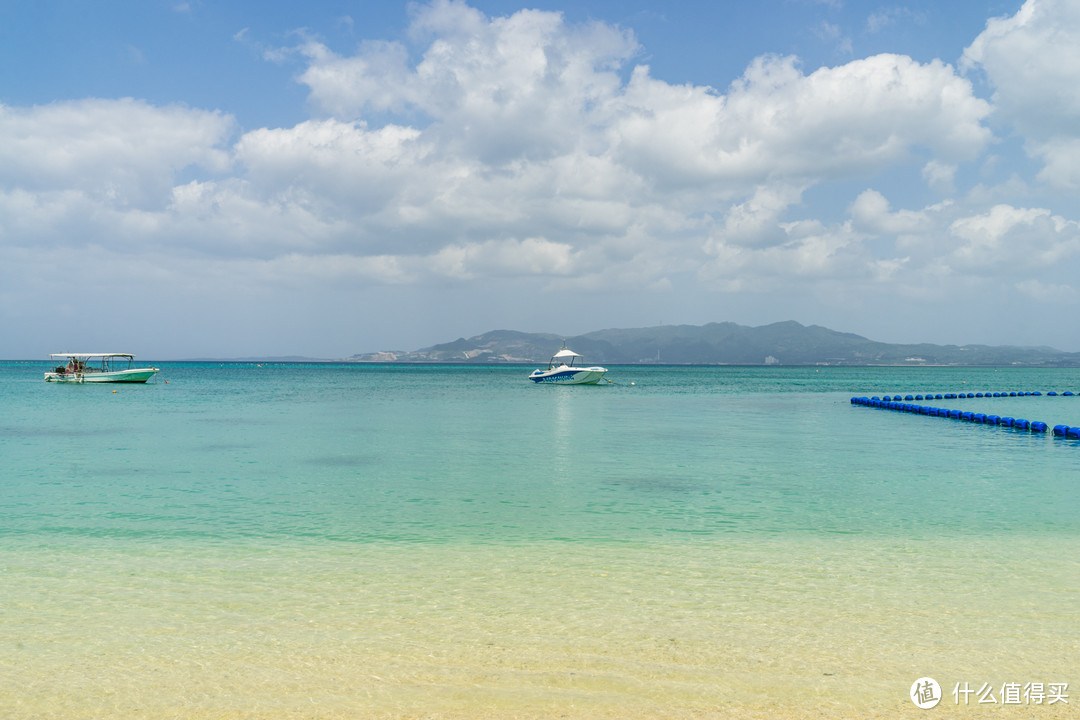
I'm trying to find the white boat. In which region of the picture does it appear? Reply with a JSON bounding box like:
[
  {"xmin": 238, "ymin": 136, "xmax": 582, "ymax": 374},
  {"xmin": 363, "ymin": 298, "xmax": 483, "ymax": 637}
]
[
  {"xmin": 44, "ymin": 353, "xmax": 159, "ymax": 383},
  {"xmin": 529, "ymin": 345, "xmax": 608, "ymax": 384}
]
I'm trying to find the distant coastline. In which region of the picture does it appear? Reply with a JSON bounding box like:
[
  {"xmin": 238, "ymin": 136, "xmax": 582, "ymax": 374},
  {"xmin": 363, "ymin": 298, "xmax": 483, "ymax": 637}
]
[
  {"xmin": 20, "ymin": 321, "xmax": 1080, "ymax": 366},
  {"xmin": 344, "ymin": 321, "xmax": 1080, "ymax": 368}
]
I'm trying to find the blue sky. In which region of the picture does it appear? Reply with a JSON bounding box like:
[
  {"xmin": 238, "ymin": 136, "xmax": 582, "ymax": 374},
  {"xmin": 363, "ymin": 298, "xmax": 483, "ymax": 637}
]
[{"xmin": 2, "ymin": 0, "xmax": 1078, "ymax": 358}]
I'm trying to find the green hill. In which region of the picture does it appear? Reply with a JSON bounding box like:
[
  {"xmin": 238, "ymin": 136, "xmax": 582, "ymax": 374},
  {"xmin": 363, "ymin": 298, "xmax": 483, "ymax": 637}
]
[{"xmin": 348, "ymin": 321, "xmax": 1080, "ymax": 366}]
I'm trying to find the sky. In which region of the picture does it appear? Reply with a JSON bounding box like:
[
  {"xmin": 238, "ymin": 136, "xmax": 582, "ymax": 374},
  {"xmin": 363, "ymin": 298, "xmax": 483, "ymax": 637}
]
[{"xmin": 2, "ymin": 0, "xmax": 1079, "ymax": 359}]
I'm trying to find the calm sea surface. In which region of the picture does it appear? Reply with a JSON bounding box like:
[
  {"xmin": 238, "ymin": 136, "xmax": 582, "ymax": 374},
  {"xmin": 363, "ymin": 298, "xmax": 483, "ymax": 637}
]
[{"xmin": 3, "ymin": 362, "xmax": 1080, "ymax": 718}]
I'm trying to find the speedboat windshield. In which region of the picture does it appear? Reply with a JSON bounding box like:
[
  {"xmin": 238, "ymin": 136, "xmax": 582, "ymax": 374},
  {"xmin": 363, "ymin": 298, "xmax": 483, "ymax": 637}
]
[{"xmin": 549, "ymin": 347, "xmax": 582, "ymax": 369}]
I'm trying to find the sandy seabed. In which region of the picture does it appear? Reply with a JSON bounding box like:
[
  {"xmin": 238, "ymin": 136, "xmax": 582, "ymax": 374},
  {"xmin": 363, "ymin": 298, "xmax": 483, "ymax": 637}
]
[{"xmin": 3, "ymin": 538, "xmax": 1078, "ymax": 719}]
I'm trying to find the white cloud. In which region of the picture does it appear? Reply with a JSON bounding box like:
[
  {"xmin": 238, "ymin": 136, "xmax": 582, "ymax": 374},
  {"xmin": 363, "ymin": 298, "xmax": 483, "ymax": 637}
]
[
  {"xmin": 0, "ymin": 99, "xmax": 234, "ymax": 211},
  {"xmin": 299, "ymin": 0, "xmax": 638, "ymax": 165},
  {"xmin": 427, "ymin": 237, "xmax": 579, "ymax": 279},
  {"xmin": 609, "ymin": 53, "xmax": 990, "ymax": 191},
  {"xmin": 0, "ymin": 2, "xmax": 1001, "ymax": 307},
  {"xmin": 12, "ymin": 1, "xmax": 1077, "ymax": 356},
  {"xmin": 298, "ymin": 39, "xmax": 419, "ymax": 117},
  {"xmin": 849, "ymin": 189, "xmax": 931, "ymax": 235},
  {"xmin": 922, "ymin": 160, "xmax": 957, "ymax": 194},
  {"xmin": 948, "ymin": 204, "xmax": 1080, "ymax": 272},
  {"xmin": 963, "ymin": 0, "xmax": 1080, "ymax": 188},
  {"xmin": 294, "ymin": 3, "xmax": 991, "ymax": 203},
  {"xmin": 1030, "ymin": 137, "xmax": 1080, "ymax": 190},
  {"xmin": 718, "ymin": 184, "xmax": 805, "ymax": 247},
  {"xmin": 701, "ymin": 217, "xmax": 869, "ymax": 292},
  {"xmin": 235, "ymin": 119, "xmax": 428, "ymax": 214}
]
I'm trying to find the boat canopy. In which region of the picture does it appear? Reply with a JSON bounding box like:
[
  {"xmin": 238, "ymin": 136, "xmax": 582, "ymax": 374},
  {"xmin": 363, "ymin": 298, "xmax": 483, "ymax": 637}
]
[
  {"xmin": 50, "ymin": 353, "xmax": 136, "ymax": 359},
  {"xmin": 552, "ymin": 348, "xmax": 582, "ymax": 359}
]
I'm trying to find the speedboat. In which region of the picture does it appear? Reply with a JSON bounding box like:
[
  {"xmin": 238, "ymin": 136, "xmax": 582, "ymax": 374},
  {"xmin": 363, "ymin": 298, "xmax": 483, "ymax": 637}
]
[
  {"xmin": 529, "ymin": 345, "xmax": 608, "ymax": 384},
  {"xmin": 44, "ymin": 353, "xmax": 159, "ymax": 383}
]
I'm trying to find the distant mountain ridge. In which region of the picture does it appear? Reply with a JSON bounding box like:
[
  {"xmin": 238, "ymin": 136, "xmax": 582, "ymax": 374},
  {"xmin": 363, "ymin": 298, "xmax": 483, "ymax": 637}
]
[{"xmin": 348, "ymin": 321, "xmax": 1080, "ymax": 366}]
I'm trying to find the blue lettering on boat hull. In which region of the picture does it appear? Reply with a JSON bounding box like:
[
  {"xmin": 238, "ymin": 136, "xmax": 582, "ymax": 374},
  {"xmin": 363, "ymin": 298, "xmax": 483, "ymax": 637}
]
[
  {"xmin": 532, "ymin": 371, "xmax": 580, "ymax": 382},
  {"xmin": 529, "ymin": 368, "xmax": 606, "ymax": 384}
]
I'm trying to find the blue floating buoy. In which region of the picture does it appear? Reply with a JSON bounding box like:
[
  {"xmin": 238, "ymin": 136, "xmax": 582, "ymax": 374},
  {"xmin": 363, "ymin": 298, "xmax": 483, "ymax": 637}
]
[
  {"xmin": 1064, "ymin": 391, "xmax": 1075, "ymax": 396},
  {"xmin": 1033, "ymin": 391, "xmax": 1042, "ymax": 396},
  {"xmin": 854, "ymin": 386, "xmax": 1070, "ymax": 442}
]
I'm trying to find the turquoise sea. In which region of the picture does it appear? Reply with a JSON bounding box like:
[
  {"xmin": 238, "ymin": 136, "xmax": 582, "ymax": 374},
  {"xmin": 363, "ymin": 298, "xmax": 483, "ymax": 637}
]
[{"xmin": 3, "ymin": 362, "xmax": 1080, "ymax": 718}]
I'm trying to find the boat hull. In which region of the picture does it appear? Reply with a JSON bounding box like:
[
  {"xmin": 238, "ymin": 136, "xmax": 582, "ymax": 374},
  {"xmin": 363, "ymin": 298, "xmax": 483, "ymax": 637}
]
[
  {"xmin": 44, "ymin": 368, "xmax": 159, "ymax": 383},
  {"xmin": 529, "ymin": 367, "xmax": 607, "ymax": 384}
]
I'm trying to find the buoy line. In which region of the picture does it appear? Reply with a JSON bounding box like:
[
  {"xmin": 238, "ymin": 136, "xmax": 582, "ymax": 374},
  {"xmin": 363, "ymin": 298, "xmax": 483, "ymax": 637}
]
[{"xmin": 850, "ymin": 390, "xmax": 1080, "ymax": 438}]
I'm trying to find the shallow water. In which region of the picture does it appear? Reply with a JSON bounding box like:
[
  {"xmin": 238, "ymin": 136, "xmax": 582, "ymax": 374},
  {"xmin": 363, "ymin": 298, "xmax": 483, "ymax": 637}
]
[{"xmin": 3, "ymin": 362, "xmax": 1080, "ymax": 717}]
